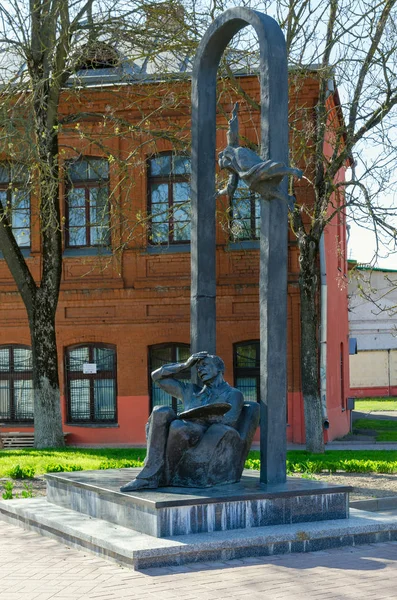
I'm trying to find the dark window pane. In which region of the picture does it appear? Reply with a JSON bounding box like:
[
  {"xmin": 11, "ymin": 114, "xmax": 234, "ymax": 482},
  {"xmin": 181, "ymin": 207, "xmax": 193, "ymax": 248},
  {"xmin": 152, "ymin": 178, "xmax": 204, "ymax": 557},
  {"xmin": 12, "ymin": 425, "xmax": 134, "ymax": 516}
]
[
  {"xmin": 234, "ymin": 342, "xmax": 260, "ymax": 404},
  {"xmin": 68, "ymin": 188, "xmax": 86, "ymax": 208},
  {"xmin": 151, "ymin": 222, "xmax": 169, "ymax": 243},
  {"xmin": 150, "ymin": 155, "xmax": 171, "ymax": 176},
  {"xmin": 152, "ymin": 383, "xmax": 185, "ymax": 412},
  {"xmin": 13, "ymin": 348, "xmax": 32, "ymax": 371},
  {"xmin": 68, "ymin": 227, "xmax": 87, "ymax": 246},
  {"xmin": 151, "ymin": 183, "xmax": 168, "ymax": 204},
  {"xmin": 12, "ymin": 210, "xmax": 29, "ymax": 229},
  {"xmin": 12, "ymin": 190, "xmax": 29, "ymax": 210},
  {"xmin": 94, "ymin": 347, "xmax": 115, "ymax": 371},
  {"xmin": 0, "ymin": 164, "xmax": 9, "ymax": 183},
  {"xmin": 0, "ymin": 382, "xmax": 10, "ymax": 419},
  {"xmin": 173, "ymin": 182, "xmax": 190, "ymax": 203},
  {"xmin": 236, "ymin": 343, "xmax": 258, "ymax": 368},
  {"xmin": 14, "ymin": 380, "xmax": 34, "ymax": 420},
  {"xmin": 173, "ymin": 156, "xmax": 191, "ymax": 175},
  {"xmin": 151, "ymin": 346, "xmax": 173, "ymax": 366},
  {"xmin": 10, "ymin": 164, "xmax": 29, "ymax": 184},
  {"xmin": 70, "ymin": 379, "xmax": 90, "ymax": 420},
  {"xmin": 173, "ymin": 220, "xmax": 190, "ymax": 242},
  {"xmin": 68, "ymin": 347, "xmax": 89, "ymax": 371},
  {"xmin": 149, "ymin": 344, "xmax": 190, "ymax": 414},
  {"xmin": 0, "ymin": 348, "xmax": 10, "ymax": 371},
  {"xmin": 231, "ymin": 181, "xmax": 260, "ymax": 241},
  {"xmin": 0, "ymin": 167, "xmax": 31, "ymax": 248},
  {"xmin": 176, "ymin": 346, "xmax": 190, "ymax": 362},
  {"xmin": 94, "ymin": 379, "xmax": 116, "ymax": 420},
  {"xmin": 90, "ymin": 226, "xmax": 110, "ymax": 246},
  {"xmin": 13, "ymin": 229, "xmax": 30, "ymax": 247},
  {"xmin": 88, "ymin": 160, "xmax": 109, "ymax": 180},
  {"xmin": 69, "ymin": 161, "xmax": 88, "ymax": 182},
  {"xmin": 236, "ymin": 377, "xmax": 258, "ymax": 402},
  {"xmin": 90, "ymin": 188, "xmax": 109, "ymax": 225},
  {"xmin": 0, "ymin": 346, "xmax": 33, "ymax": 422},
  {"xmin": 69, "ymin": 207, "xmax": 86, "ymax": 227}
]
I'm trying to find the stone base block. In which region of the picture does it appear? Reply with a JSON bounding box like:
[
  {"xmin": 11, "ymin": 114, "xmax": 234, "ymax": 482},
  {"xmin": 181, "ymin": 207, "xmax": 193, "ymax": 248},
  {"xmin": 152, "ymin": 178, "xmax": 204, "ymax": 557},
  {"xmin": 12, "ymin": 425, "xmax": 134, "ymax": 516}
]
[{"xmin": 45, "ymin": 469, "xmax": 351, "ymax": 538}]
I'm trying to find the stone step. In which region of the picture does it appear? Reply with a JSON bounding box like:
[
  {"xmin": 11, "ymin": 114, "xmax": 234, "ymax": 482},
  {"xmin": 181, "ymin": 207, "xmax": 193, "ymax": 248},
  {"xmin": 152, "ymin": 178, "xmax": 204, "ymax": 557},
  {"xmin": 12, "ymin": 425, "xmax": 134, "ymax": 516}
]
[
  {"xmin": 2, "ymin": 498, "xmax": 397, "ymax": 570},
  {"xmin": 44, "ymin": 468, "xmax": 351, "ymax": 538}
]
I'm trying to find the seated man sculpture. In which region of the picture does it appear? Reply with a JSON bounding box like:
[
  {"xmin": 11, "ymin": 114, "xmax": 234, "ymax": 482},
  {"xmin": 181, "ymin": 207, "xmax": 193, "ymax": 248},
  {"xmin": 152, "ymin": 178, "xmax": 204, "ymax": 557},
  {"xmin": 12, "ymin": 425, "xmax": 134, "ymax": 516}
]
[{"xmin": 120, "ymin": 351, "xmax": 259, "ymax": 491}]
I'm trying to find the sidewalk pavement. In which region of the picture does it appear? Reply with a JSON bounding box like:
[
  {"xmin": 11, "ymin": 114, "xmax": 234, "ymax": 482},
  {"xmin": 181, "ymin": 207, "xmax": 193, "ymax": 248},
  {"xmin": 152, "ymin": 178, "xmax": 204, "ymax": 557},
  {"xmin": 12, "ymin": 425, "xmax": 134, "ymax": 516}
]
[{"xmin": 1, "ymin": 519, "xmax": 397, "ymax": 600}]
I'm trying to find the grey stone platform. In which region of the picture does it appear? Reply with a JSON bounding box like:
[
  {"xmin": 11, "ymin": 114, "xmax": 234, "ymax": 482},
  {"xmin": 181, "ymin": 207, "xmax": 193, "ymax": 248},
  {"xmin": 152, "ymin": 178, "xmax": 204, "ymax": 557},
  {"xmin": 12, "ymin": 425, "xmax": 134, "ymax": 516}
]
[
  {"xmin": 45, "ymin": 469, "xmax": 351, "ymax": 537},
  {"xmin": 2, "ymin": 497, "xmax": 397, "ymax": 570}
]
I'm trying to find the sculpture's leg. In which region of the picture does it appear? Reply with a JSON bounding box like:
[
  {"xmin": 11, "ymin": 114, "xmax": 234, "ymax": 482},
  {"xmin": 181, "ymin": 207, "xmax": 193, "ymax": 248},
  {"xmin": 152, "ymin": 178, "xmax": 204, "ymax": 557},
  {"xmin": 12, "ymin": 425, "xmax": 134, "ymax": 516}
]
[
  {"xmin": 165, "ymin": 419, "xmax": 206, "ymax": 483},
  {"xmin": 120, "ymin": 406, "xmax": 175, "ymax": 492}
]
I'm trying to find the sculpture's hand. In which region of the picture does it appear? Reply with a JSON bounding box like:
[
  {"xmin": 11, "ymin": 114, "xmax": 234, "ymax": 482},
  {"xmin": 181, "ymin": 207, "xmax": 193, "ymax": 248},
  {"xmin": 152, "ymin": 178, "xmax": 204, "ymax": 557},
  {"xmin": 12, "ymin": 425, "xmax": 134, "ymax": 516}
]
[{"xmin": 184, "ymin": 351, "xmax": 209, "ymax": 369}]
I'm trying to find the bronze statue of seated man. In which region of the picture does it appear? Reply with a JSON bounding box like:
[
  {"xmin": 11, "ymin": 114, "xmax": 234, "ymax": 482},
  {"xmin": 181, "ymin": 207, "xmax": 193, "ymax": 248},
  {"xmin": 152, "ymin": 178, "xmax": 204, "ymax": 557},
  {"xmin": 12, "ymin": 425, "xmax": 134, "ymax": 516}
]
[{"xmin": 120, "ymin": 351, "xmax": 259, "ymax": 491}]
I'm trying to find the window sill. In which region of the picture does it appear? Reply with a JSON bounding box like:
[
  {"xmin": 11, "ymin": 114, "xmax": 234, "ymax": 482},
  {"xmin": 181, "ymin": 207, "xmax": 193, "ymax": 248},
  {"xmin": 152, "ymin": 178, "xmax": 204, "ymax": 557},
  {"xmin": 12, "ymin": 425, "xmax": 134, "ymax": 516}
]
[
  {"xmin": 65, "ymin": 422, "xmax": 119, "ymax": 428},
  {"xmin": 0, "ymin": 248, "xmax": 31, "ymax": 259},
  {"xmin": 228, "ymin": 240, "xmax": 260, "ymax": 250},
  {"xmin": 146, "ymin": 244, "xmax": 191, "ymax": 254},
  {"xmin": 63, "ymin": 247, "xmax": 112, "ymax": 257},
  {"xmin": 0, "ymin": 422, "xmax": 34, "ymax": 427}
]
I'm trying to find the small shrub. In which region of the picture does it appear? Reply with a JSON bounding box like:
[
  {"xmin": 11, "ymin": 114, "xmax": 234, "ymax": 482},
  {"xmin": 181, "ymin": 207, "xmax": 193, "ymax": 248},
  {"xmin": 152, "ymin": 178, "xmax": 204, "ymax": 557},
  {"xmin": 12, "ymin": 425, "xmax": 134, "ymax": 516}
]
[
  {"xmin": 21, "ymin": 482, "xmax": 34, "ymax": 498},
  {"xmin": 8, "ymin": 464, "xmax": 35, "ymax": 479},
  {"xmin": 99, "ymin": 459, "xmax": 145, "ymax": 470},
  {"xmin": 244, "ymin": 458, "xmax": 260, "ymax": 470},
  {"xmin": 44, "ymin": 463, "xmax": 83, "ymax": 473},
  {"xmin": 2, "ymin": 481, "xmax": 14, "ymax": 500}
]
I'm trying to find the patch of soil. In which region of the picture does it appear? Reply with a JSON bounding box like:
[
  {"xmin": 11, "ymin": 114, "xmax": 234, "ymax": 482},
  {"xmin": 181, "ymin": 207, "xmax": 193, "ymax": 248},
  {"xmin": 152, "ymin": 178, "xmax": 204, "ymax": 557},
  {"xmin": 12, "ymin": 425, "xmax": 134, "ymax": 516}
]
[
  {"xmin": 307, "ymin": 472, "xmax": 397, "ymax": 501},
  {"xmin": 0, "ymin": 477, "xmax": 46, "ymax": 499}
]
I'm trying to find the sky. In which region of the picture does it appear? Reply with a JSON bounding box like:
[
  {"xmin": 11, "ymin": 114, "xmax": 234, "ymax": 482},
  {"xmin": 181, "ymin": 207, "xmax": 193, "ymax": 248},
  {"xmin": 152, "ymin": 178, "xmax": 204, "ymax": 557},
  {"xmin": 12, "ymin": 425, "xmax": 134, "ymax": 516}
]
[{"xmin": 348, "ymin": 221, "xmax": 397, "ymax": 270}]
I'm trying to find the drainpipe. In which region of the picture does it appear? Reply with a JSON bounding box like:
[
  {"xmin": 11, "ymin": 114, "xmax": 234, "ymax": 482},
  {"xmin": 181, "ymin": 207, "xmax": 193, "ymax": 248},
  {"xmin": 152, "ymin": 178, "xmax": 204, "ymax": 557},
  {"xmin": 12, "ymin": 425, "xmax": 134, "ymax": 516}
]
[
  {"xmin": 319, "ymin": 234, "xmax": 330, "ymax": 429},
  {"xmin": 388, "ymin": 349, "xmax": 391, "ymax": 397}
]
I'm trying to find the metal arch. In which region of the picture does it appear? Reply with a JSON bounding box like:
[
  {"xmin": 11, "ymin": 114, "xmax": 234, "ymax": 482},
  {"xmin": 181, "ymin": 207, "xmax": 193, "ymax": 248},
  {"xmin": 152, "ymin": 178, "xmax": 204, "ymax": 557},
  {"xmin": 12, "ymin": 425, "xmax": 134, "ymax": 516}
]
[{"xmin": 190, "ymin": 8, "xmax": 288, "ymax": 484}]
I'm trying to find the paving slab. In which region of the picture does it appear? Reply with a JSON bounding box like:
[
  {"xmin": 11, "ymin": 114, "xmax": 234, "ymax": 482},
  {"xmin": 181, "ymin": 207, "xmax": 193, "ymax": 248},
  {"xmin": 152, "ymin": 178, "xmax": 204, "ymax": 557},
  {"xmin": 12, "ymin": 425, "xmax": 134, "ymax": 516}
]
[
  {"xmin": 2, "ymin": 520, "xmax": 397, "ymax": 600},
  {"xmin": 2, "ymin": 496, "xmax": 397, "ymax": 570}
]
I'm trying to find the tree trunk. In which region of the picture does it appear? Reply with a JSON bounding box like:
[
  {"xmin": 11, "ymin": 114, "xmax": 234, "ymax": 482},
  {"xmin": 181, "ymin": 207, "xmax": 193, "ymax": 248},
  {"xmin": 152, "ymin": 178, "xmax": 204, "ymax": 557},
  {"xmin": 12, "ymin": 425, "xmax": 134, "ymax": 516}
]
[
  {"xmin": 299, "ymin": 236, "xmax": 325, "ymax": 453},
  {"xmin": 30, "ymin": 289, "xmax": 64, "ymax": 449}
]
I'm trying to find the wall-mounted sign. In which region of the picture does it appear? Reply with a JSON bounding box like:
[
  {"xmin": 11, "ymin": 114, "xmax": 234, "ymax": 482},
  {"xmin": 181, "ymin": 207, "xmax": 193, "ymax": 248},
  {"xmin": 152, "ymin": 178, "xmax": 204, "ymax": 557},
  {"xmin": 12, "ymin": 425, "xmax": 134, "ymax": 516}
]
[{"xmin": 83, "ymin": 363, "xmax": 97, "ymax": 374}]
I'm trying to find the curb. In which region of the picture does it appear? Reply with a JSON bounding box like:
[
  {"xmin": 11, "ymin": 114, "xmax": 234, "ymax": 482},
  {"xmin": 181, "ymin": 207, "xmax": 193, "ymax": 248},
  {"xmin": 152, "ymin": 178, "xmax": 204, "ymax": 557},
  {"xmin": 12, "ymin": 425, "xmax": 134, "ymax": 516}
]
[{"xmin": 350, "ymin": 496, "xmax": 397, "ymax": 512}]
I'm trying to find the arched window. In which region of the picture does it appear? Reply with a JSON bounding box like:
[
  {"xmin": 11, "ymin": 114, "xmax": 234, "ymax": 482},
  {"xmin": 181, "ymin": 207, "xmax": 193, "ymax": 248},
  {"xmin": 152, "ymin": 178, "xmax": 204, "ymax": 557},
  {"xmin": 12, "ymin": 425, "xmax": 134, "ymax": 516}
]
[
  {"xmin": 147, "ymin": 153, "xmax": 191, "ymax": 244},
  {"xmin": 0, "ymin": 163, "xmax": 30, "ymax": 247},
  {"xmin": 65, "ymin": 344, "xmax": 117, "ymax": 423},
  {"xmin": 233, "ymin": 341, "xmax": 260, "ymax": 402},
  {"xmin": 148, "ymin": 343, "xmax": 190, "ymax": 413},
  {"xmin": 65, "ymin": 158, "xmax": 110, "ymax": 248},
  {"xmin": 0, "ymin": 345, "xmax": 33, "ymax": 422}
]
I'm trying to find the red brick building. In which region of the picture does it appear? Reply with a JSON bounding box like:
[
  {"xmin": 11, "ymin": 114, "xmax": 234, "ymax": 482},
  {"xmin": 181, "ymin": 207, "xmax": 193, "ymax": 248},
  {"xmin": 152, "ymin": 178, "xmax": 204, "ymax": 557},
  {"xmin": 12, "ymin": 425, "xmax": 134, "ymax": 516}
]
[{"xmin": 0, "ymin": 69, "xmax": 351, "ymax": 446}]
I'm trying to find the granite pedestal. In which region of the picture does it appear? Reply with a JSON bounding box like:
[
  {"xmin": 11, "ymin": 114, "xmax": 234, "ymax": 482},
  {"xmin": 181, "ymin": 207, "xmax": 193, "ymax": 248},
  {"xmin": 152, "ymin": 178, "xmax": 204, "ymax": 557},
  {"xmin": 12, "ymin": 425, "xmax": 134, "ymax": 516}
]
[{"xmin": 45, "ymin": 468, "xmax": 351, "ymax": 538}]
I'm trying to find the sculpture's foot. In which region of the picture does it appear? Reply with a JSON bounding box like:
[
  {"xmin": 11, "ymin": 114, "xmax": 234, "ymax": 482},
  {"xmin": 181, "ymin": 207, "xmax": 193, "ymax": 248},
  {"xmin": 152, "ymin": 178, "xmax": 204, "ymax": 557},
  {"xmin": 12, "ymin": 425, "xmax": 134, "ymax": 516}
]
[{"xmin": 119, "ymin": 477, "xmax": 159, "ymax": 492}]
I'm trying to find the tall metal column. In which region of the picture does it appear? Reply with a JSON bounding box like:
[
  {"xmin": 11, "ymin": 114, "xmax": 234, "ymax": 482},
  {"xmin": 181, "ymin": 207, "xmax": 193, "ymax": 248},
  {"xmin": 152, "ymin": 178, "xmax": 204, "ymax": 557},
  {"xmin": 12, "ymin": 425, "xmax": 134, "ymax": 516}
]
[{"xmin": 190, "ymin": 8, "xmax": 289, "ymax": 483}]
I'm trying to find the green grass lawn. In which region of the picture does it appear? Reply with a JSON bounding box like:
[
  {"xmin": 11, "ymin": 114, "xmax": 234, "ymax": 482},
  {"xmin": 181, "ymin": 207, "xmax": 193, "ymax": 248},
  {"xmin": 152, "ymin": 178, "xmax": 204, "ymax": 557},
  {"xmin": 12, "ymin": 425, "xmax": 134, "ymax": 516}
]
[
  {"xmin": 0, "ymin": 447, "xmax": 146, "ymax": 478},
  {"xmin": 3, "ymin": 447, "xmax": 397, "ymax": 478},
  {"xmin": 353, "ymin": 418, "xmax": 397, "ymax": 441},
  {"xmin": 354, "ymin": 398, "xmax": 397, "ymax": 412}
]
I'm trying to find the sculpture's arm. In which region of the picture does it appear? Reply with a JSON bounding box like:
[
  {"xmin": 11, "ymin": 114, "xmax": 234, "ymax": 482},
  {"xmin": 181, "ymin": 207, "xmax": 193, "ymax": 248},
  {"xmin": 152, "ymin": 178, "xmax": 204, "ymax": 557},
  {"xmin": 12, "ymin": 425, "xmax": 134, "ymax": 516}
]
[
  {"xmin": 151, "ymin": 352, "xmax": 208, "ymax": 400},
  {"xmin": 222, "ymin": 389, "xmax": 244, "ymax": 428}
]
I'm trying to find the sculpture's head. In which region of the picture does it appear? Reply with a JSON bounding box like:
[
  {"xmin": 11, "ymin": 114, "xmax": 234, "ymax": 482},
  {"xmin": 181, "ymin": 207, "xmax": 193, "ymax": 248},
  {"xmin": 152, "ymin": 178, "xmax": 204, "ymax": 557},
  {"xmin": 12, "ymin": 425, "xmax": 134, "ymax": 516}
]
[
  {"xmin": 196, "ymin": 354, "xmax": 225, "ymax": 383},
  {"xmin": 218, "ymin": 146, "xmax": 236, "ymax": 173}
]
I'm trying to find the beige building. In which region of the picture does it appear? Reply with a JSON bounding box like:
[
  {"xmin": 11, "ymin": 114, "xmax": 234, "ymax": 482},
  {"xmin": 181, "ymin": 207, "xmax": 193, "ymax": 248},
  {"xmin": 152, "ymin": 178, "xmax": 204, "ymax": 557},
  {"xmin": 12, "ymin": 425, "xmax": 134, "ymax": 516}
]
[{"xmin": 349, "ymin": 262, "xmax": 397, "ymax": 397}]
